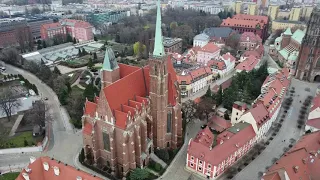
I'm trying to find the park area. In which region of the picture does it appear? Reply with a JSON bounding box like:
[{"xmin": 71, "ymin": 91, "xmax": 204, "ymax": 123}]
[{"xmin": 0, "ymin": 172, "xmax": 20, "ymax": 180}]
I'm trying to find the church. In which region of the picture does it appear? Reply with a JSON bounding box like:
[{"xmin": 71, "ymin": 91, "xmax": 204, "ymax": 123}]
[{"xmin": 81, "ymin": 0, "xmax": 183, "ymax": 178}]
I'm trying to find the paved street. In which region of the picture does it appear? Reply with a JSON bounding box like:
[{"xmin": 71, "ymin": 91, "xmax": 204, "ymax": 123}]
[
  {"xmin": 234, "ymin": 78, "xmax": 319, "ymax": 180},
  {"xmin": 159, "ymin": 119, "xmax": 205, "ymax": 180}
]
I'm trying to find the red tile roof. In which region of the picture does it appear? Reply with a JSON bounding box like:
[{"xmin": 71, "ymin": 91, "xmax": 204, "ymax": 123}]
[
  {"xmin": 199, "ymin": 43, "xmax": 220, "ymax": 53},
  {"xmin": 221, "ymin": 18, "xmax": 265, "ymax": 29},
  {"xmin": 221, "ymin": 53, "xmax": 236, "ymax": 62},
  {"xmin": 16, "ymin": 156, "xmax": 102, "ymax": 180},
  {"xmin": 233, "ymin": 14, "xmax": 268, "ymax": 24},
  {"xmin": 84, "ymin": 58, "xmax": 178, "ymax": 130},
  {"xmin": 247, "ymin": 103, "xmax": 269, "ymax": 128},
  {"xmin": 242, "ymin": 50, "xmax": 263, "ymax": 59},
  {"xmin": 236, "ymin": 55, "xmax": 259, "ymax": 72},
  {"xmin": 240, "ymin": 32, "xmax": 262, "ymax": 42},
  {"xmin": 212, "ymin": 78, "xmax": 233, "ymax": 93},
  {"xmin": 263, "ymin": 131, "xmax": 320, "ymax": 180},
  {"xmin": 208, "ymin": 116, "xmax": 232, "ymax": 132},
  {"xmin": 306, "ymin": 118, "xmax": 320, "ymax": 129},
  {"xmin": 310, "ymin": 95, "xmax": 320, "ymax": 112},
  {"xmin": 207, "ymin": 59, "xmax": 226, "ymax": 70},
  {"xmin": 83, "ymin": 123, "xmax": 93, "ymax": 135},
  {"xmin": 177, "ymin": 66, "xmax": 211, "ymax": 84},
  {"xmin": 188, "ymin": 123, "xmax": 256, "ymax": 166},
  {"xmin": 193, "ymin": 127, "xmax": 214, "ymax": 148},
  {"xmin": 41, "ymin": 22, "xmax": 62, "ymax": 30}
]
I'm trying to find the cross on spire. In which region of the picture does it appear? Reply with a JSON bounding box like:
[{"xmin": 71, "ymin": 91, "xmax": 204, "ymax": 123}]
[{"xmin": 152, "ymin": 0, "xmax": 165, "ymax": 58}]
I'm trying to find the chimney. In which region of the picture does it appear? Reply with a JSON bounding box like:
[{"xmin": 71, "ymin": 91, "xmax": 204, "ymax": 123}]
[
  {"xmin": 22, "ymin": 173, "xmax": 30, "ymax": 180},
  {"xmin": 29, "ymin": 156, "xmax": 36, "ymax": 164},
  {"xmin": 236, "ymin": 128, "xmax": 240, "ymax": 132},
  {"xmin": 76, "ymin": 176, "xmax": 83, "ymax": 180},
  {"xmin": 302, "ymin": 158, "xmax": 307, "ymax": 164},
  {"xmin": 53, "ymin": 166, "xmax": 60, "ymax": 176},
  {"xmin": 43, "ymin": 162, "xmax": 49, "ymax": 171},
  {"xmin": 293, "ymin": 166, "xmax": 299, "ymax": 173},
  {"xmin": 220, "ymin": 140, "xmax": 224, "ymax": 144}
]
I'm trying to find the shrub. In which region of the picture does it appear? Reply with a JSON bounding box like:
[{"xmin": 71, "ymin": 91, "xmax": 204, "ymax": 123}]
[
  {"xmin": 154, "ymin": 149, "xmax": 169, "ymax": 163},
  {"xmin": 154, "ymin": 163, "xmax": 162, "ymax": 172},
  {"xmin": 297, "ymin": 125, "xmax": 302, "ymax": 129},
  {"xmin": 288, "ymin": 144, "xmax": 293, "ymax": 148},
  {"xmin": 24, "ymin": 139, "xmax": 28, "ymax": 147}
]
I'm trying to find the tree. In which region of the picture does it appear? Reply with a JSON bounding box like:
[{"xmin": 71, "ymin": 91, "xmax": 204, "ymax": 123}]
[
  {"xmin": 25, "ymin": 100, "xmax": 52, "ymax": 127},
  {"xmin": 205, "ymin": 85, "xmax": 212, "ymax": 97},
  {"xmin": 82, "ymin": 48, "xmax": 87, "ymax": 56},
  {"xmin": 87, "ymin": 58, "xmax": 94, "ymax": 69},
  {"xmin": 182, "ymin": 100, "xmax": 197, "ymax": 123},
  {"xmin": 78, "ymin": 49, "xmax": 82, "ymax": 57},
  {"xmin": 31, "ymin": 7, "xmax": 41, "ymax": 15},
  {"xmin": 42, "ymin": 40, "xmax": 47, "ymax": 48},
  {"xmin": 170, "ymin": 21, "xmax": 178, "ymax": 30},
  {"xmin": 133, "ymin": 42, "xmax": 146, "ymax": 57},
  {"xmin": 83, "ymin": 82, "xmax": 98, "ymax": 102},
  {"xmin": 226, "ymin": 33, "xmax": 240, "ymax": 49},
  {"xmin": 66, "ymin": 34, "xmax": 73, "ymax": 42},
  {"xmin": 67, "ymin": 93, "xmax": 85, "ymax": 128},
  {"xmin": 129, "ymin": 168, "xmax": 149, "ymax": 180},
  {"xmin": 73, "ymin": 37, "xmax": 77, "ymax": 44},
  {"xmin": 37, "ymin": 43, "xmax": 42, "ymax": 50},
  {"xmin": 94, "ymin": 36, "xmax": 98, "ymax": 41},
  {"xmin": 216, "ymin": 85, "xmax": 223, "ymax": 105},
  {"xmin": 53, "ymin": 66, "xmax": 61, "ymax": 75},
  {"xmin": 197, "ymin": 96, "xmax": 215, "ymax": 120},
  {"xmin": 0, "ymin": 89, "xmax": 21, "ymax": 122},
  {"xmin": 0, "ymin": 48, "xmax": 20, "ymax": 65}
]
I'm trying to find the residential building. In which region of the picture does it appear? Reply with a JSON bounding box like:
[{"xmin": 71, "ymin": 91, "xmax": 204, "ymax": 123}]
[
  {"xmin": 197, "ymin": 43, "xmax": 221, "ymax": 64},
  {"xmin": 301, "ymin": 5, "xmax": 314, "ymax": 20},
  {"xmin": 171, "ymin": 53, "xmax": 193, "ymax": 69},
  {"xmin": 40, "ymin": 22, "xmax": 66, "ymax": 40},
  {"xmin": 235, "ymin": 1, "xmax": 243, "ymax": 14},
  {"xmin": 289, "ymin": 6, "xmax": 302, "ymax": 21},
  {"xmin": 278, "ymin": 9, "xmax": 291, "ymax": 19},
  {"xmin": 295, "ymin": 7, "xmax": 320, "ymax": 82},
  {"xmin": 305, "ymin": 94, "xmax": 320, "ymax": 132},
  {"xmin": 150, "ymin": 37, "xmax": 183, "ymax": 54},
  {"xmin": 268, "ymin": 4, "xmax": 279, "ymax": 21},
  {"xmin": 235, "ymin": 55, "xmax": 260, "ymax": 72},
  {"xmin": 207, "ymin": 53, "xmax": 236, "ymax": 78},
  {"xmin": 220, "ymin": 14, "xmax": 269, "ymax": 41},
  {"xmin": 177, "ymin": 66, "xmax": 212, "ymax": 98},
  {"xmin": 184, "ymin": 3, "xmax": 224, "ymax": 15},
  {"xmin": 262, "ymin": 131, "xmax": 320, "ymax": 180},
  {"xmin": 202, "ymin": 27, "xmax": 235, "ymax": 44},
  {"xmin": 27, "ymin": 17, "xmax": 53, "ymax": 40},
  {"xmin": 238, "ymin": 32, "xmax": 262, "ymax": 51},
  {"xmin": 16, "ymin": 156, "xmax": 102, "ymax": 180},
  {"xmin": 0, "ymin": 21, "xmax": 31, "ymax": 48},
  {"xmin": 271, "ymin": 20, "xmax": 306, "ymax": 32},
  {"xmin": 86, "ymin": 10, "xmax": 128, "ymax": 26},
  {"xmin": 269, "ymin": 27, "xmax": 305, "ymax": 73},
  {"xmin": 186, "ymin": 123, "xmax": 256, "ymax": 179},
  {"xmin": 193, "ymin": 33, "xmax": 210, "ymax": 48},
  {"xmin": 247, "ymin": 3, "xmax": 258, "ymax": 15},
  {"xmin": 82, "ymin": 0, "xmax": 182, "ymax": 178},
  {"xmin": 207, "ymin": 116, "xmax": 232, "ymax": 133},
  {"xmin": 60, "ymin": 19, "xmax": 94, "ymax": 42}
]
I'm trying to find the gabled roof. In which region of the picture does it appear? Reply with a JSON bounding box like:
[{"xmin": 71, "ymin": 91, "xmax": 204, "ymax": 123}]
[
  {"xmin": 240, "ymin": 32, "xmax": 262, "ymax": 42},
  {"xmin": 247, "ymin": 103, "xmax": 269, "ymax": 127},
  {"xmin": 16, "ymin": 156, "xmax": 102, "ymax": 180},
  {"xmin": 199, "ymin": 43, "xmax": 220, "ymax": 53},
  {"xmin": 203, "ymin": 27, "xmax": 234, "ymax": 38},
  {"xmin": 208, "ymin": 116, "xmax": 232, "ymax": 132},
  {"xmin": 291, "ymin": 29, "xmax": 305, "ymax": 44},
  {"xmin": 236, "ymin": 55, "xmax": 259, "ymax": 72},
  {"xmin": 41, "ymin": 22, "xmax": 62, "ymax": 30},
  {"xmin": 221, "ymin": 53, "xmax": 236, "ymax": 62},
  {"xmin": 283, "ymin": 27, "xmax": 292, "ymax": 35},
  {"xmin": 194, "ymin": 33, "xmax": 210, "ymax": 41}
]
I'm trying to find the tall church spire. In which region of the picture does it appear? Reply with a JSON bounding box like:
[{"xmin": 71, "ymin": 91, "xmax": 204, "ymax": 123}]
[{"xmin": 153, "ymin": 0, "xmax": 165, "ymax": 57}]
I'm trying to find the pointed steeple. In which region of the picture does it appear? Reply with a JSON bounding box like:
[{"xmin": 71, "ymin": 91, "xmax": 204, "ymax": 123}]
[
  {"xmin": 102, "ymin": 47, "xmax": 119, "ymax": 71},
  {"xmin": 153, "ymin": 0, "xmax": 165, "ymax": 58}
]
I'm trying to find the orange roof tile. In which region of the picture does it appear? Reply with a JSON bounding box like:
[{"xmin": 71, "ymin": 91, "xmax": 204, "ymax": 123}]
[
  {"xmin": 236, "ymin": 55, "xmax": 259, "ymax": 72},
  {"xmin": 233, "ymin": 14, "xmax": 268, "ymax": 24},
  {"xmin": 84, "ymin": 100, "xmax": 97, "ymax": 117},
  {"xmin": 207, "ymin": 59, "xmax": 226, "ymax": 70},
  {"xmin": 16, "ymin": 156, "xmax": 102, "ymax": 180},
  {"xmin": 193, "ymin": 127, "xmax": 214, "ymax": 148},
  {"xmin": 41, "ymin": 22, "xmax": 62, "ymax": 30},
  {"xmin": 221, "ymin": 53, "xmax": 236, "ymax": 62},
  {"xmin": 240, "ymin": 32, "xmax": 262, "ymax": 42},
  {"xmin": 83, "ymin": 123, "xmax": 93, "ymax": 135},
  {"xmin": 208, "ymin": 116, "xmax": 232, "ymax": 132},
  {"xmin": 221, "ymin": 18, "xmax": 265, "ymax": 29},
  {"xmin": 200, "ymin": 43, "xmax": 220, "ymax": 53}
]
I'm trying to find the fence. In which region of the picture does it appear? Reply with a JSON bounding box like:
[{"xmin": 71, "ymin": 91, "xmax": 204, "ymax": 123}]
[{"xmin": 0, "ymin": 136, "xmax": 48, "ymax": 155}]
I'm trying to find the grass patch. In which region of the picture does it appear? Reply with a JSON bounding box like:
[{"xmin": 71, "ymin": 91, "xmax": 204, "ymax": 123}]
[
  {"xmin": 0, "ymin": 131, "xmax": 38, "ymax": 149},
  {"xmin": 0, "ymin": 172, "xmax": 20, "ymax": 180}
]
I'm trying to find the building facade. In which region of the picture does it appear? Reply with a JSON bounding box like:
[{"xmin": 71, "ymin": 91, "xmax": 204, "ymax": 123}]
[
  {"xmin": 220, "ymin": 14, "xmax": 269, "ymax": 41},
  {"xmin": 239, "ymin": 32, "xmax": 262, "ymax": 51},
  {"xmin": 268, "ymin": 4, "xmax": 279, "ymax": 21},
  {"xmin": 295, "ymin": 7, "xmax": 320, "ymax": 82},
  {"xmin": 82, "ymin": 1, "xmax": 182, "ymax": 178},
  {"xmin": 86, "ymin": 10, "xmax": 128, "ymax": 26},
  {"xmin": 40, "ymin": 22, "xmax": 66, "ymax": 40},
  {"xmin": 271, "ymin": 20, "xmax": 306, "ymax": 32},
  {"xmin": 61, "ymin": 19, "xmax": 94, "ymax": 42},
  {"xmin": 247, "ymin": 3, "xmax": 257, "ymax": 15},
  {"xmin": 150, "ymin": 37, "xmax": 183, "ymax": 54},
  {"xmin": 289, "ymin": 6, "xmax": 302, "ymax": 21},
  {"xmin": 0, "ymin": 21, "xmax": 31, "ymax": 48},
  {"xmin": 207, "ymin": 53, "xmax": 236, "ymax": 78},
  {"xmin": 197, "ymin": 43, "xmax": 221, "ymax": 64},
  {"xmin": 27, "ymin": 17, "xmax": 53, "ymax": 40},
  {"xmin": 193, "ymin": 33, "xmax": 210, "ymax": 48},
  {"xmin": 177, "ymin": 66, "xmax": 213, "ymax": 98}
]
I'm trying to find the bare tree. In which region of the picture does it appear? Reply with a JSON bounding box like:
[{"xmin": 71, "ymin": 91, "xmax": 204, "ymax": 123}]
[
  {"xmin": 25, "ymin": 100, "xmax": 52, "ymax": 127},
  {"xmin": 182, "ymin": 100, "xmax": 197, "ymax": 123},
  {"xmin": 0, "ymin": 89, "xmax": 21, "ymax": 122}
]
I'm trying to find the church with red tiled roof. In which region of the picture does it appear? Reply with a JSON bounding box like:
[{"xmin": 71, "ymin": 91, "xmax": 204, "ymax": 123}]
[{"xmin": 81, "ymin": 0, "xmax": 182, "ymax": 178}]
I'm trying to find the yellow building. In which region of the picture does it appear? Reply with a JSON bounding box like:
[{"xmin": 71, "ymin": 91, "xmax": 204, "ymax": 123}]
[
  {"xmin": 302, "ymin": 5, "xmax": 314, "ymax": 20},
  {"xmin": 235, "ymin": 1, "xmax": 242, "ymax": 14},
  {"xmin": 268, "ymin": 4, "xmax": 279, "ymax": 21},
  {"xmin": 247, "ymin": 3, "xmax": 257, "ymax": 15},
  {"xmin": 289, "ymin": 6, "xmax": 302, "ymax": 21},
  {"xmin": 278, "ymin": 10, "xmax": 291, "ymax": 19},
  {"xmin": 271, "ymin": 20, "xmax": 306, "ymax": 32}
]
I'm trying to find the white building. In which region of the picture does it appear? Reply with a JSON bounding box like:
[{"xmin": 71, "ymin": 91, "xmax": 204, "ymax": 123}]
[
  {"xmin": 207, "ymin": 53, "xmax": 236, "ymax": 78},
  {"xmin": 193, "ymin": 33, "xmax": 210, "ymax": 48},
  {"xmin": 177, "ymin": 66, "xmax": 213, "ymax": 98}
]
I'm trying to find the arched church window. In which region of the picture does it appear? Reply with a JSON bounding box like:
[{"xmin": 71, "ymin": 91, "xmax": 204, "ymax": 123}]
[
  {"xmin": 154, "ymin": 65, "xmax": 157, "ymax": 74},
  {"xmin": 313, "ymin": 39, "xmax": 317, "ymax": 46},
  {"xmin": 102, "ymin": 132, "xmax": 110, "ymax": 151},
  {"xmin": 315, "ymin": 28, "xmax": 319, "ymax": 36}
]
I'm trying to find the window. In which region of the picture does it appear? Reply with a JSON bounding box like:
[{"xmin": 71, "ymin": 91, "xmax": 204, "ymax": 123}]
[
  {"xmin": 102, "ymin": 132, "xmax": 110, "ymax": 151},
  {"xmin": 154, "ymin": 65, "xmax": 157, "ymax": 74},
  {"xmin": 167, "ymin": 112, "xmax": 172, "ymax": 133},
  {"xmin": 208, "ymin": 164, "xmax": 211, "ymax": 169},
  {"xmin": 198, "ymin": 167, "xmax": 202, "ymax": 171},
  {"xmin": 191, "ymin": 156, "xmax": 194, "ymax": 160},
  {"xmin": 199, "ymin": 160, "xmax": 203, "ymax": 165},
  {"xmin": 190, "ymin": 163, "xmax": 194, "ymax": 167},
  {"xmin": 236, "ymin": 112, "xmax": 238, "ymax": 115}
]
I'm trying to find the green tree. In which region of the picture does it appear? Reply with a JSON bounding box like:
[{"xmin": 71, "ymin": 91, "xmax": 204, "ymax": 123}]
[
  {"xmin": 129, "ymin": 168, "xmax": 149, "ymax": 180},
  {"xmin": 66, "ymin": 34, "xmax": 73, "ymax": 42},
  {"xmin": 93, "ymin": 52, "xmax": 97, "ymax": 60},
  {"xmin": 78, "ymin": 49, "xmax": 82, "ymax": 57},
  {"xmin": 37, "ymin": 43, "xmax": 42, "ymax": 50},
  {"xmin": 170, "ymin": 21, "xmax": 178, "ymax": 30},
  {"xmin": 82, "ymin": 48, "xmax": 87, "ymax": 56},
  {"xmin": 73, "ymin": 37, "xmax": 77, "ymax": 44},
  {"xmin": 58, "ymin": 88, "xmax": 68, "ymax": 105},
  {"xmin": 216, "ymin": 85, "xmax": 223, "ymax": 105},
  {"xmin": 133, "ymin": 42, "xmax": 146, "ymax": 57},
  {"xmin": 42, "ymin": 40, "xmax": 47, "ymax": 48},
  {"xmin": 53, "ymin": 66, "xmax": 61, "ymax": 75},
  {"xmin": 83, "ymin": 82, "xmax": 98, "ymax": 102},
  {"xmin": 87, "ymin": 58, "xmax": 94, "ymax": 69},
  {"xmin": 205, "ymin": 85, "xmax": 211, "ymax": 97},
  {"xmin": 24, "ymin": 139, "xmax": 28, "ymax": 147},
  {"xmin": 94, "ymin": 36, "xmax": 98, "ymax": 41}
]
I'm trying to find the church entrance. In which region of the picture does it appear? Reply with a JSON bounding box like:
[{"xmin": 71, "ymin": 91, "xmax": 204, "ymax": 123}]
[{"xmin": 314, "ymin": 75, "xmax": 320, "ymax": 82}]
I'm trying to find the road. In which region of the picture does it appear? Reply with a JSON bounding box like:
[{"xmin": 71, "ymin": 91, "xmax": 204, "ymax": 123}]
[
  {"xmin": 234, "ymin": 78, "xmax": 319, "ymax": 180},
  {"xmin": 0, "ymin": 64, "xmax": 92, "ymax": 176}
]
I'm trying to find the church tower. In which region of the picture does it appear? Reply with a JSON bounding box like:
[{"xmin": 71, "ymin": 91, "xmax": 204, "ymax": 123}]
[
  {"xmin": 149, "ymin": 0, "xmax": 169, "ymax": 149},
  {"xmin": 101, "ymin": 47, "xmax": 120, "ymax": 88}
]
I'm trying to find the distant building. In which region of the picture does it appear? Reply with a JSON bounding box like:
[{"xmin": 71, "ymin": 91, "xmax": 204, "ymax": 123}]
[
  {"xmin": 247, "ymin": 3, "xmax": 258, "ymax": 15},
  {"xmin": 207, "ymin": 53, "xmax": 236, "ymax": 78},
  {"xmin": 16, "ymin": 156, "xmax": 102, "ymax": 180},
  {"xmin": 301, "ymin": 5, "xmax": 314, "ymax": 20},
  {"xmin": 184, "ymin": 3, "xmax": 223, "ymax": 15},
  {"xmin": 0, "ymin": 21, "xmax": 31, "ymax": 48},
  {"xmin": 193, "ymin": 33, "xmax": 210, "ymax": 48},
  {"xmin": 27, "ymin": 17, "xmax": 53, "ymax": 40},
  {"xmin": 235, "ymin": 55, "xmax": 260, "ymax": 72},
  {"xmin": 268, "ymin": 4, "xmax": 279, "ymax": 21},
  {"xmin": 220, "ymin": 14, "xmax": 269, "ymax": 41},
  {"xmin": 40, "ymin": 22, "xmax": 66, "ymax": 40},
  {"xmin": 197, "ymin": 43, "xmax": 221, "ymax": 64},
  {"xmin": 177, "ymin": 66, "xmax": 212, "ymax": 98},
  {"xmin": 289, "ymin": 6, "xmax": 302, "ymax": 21},
  {"xmin": 150, "ymin": 37, "xmax": 183, "ymax": 54},
  {"xmin": 262, "ymin": 131, "xmax": 320, "ymax": 179},
  {"xmin": 238, "ymin": 32, "xmax": 262, "ymax": 51},
  {"xmin": 86, "ymin": 10, "xmax": 128, "ymax": 26},
  {"xmin": 235, "ymin": 1, "xmax": 243, "ymax": 14},
  {"xmin": 271, "ymin": 20, "xmax": 306, "ymax": 32}
]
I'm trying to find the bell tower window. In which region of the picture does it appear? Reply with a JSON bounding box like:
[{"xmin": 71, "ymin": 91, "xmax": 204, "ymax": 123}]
[
  {"xmin": 154, "ymin": 64, "xmax": 157, "ymax": 75},
  {"xmin": 103, "ymin": 132, "xmax": 110, "ymax": 151},
  {"xmin": 167, "ymin": 111, "xmax": 172, "ymax": 133}
]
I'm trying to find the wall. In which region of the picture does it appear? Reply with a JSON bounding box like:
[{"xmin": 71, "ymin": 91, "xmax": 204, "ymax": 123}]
[{"xmin": 0, "ymin": 136, "xmax": 48, "ymax": 155}]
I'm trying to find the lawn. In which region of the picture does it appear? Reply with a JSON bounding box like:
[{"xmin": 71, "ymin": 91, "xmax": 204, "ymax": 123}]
[
  {"xmin": 0, "ymin": 172, "xmax": 20, "ymax": 180},
  {"xmin": 0, "ymin": 131, "xmax": 38, "ymax": 149}
]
